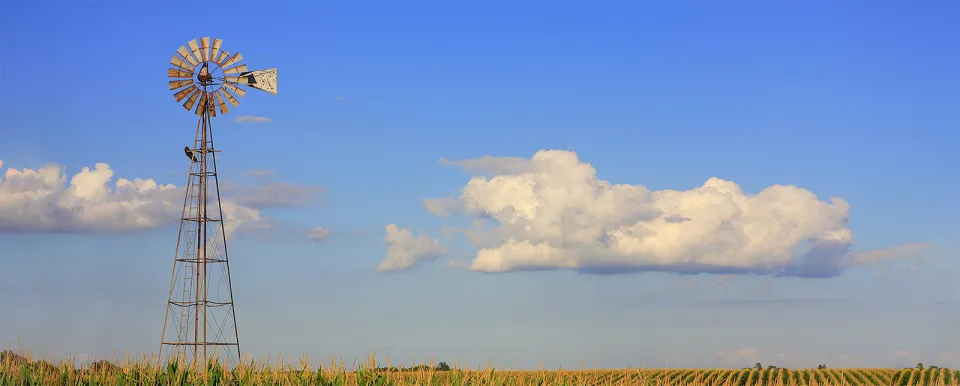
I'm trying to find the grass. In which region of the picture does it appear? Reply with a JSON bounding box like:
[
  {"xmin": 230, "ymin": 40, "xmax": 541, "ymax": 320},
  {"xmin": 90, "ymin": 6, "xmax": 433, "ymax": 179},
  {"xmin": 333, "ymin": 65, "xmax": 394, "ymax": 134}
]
[{"xmin": 1, "ymin": 348, "xmax": 958, "ymax": 385}]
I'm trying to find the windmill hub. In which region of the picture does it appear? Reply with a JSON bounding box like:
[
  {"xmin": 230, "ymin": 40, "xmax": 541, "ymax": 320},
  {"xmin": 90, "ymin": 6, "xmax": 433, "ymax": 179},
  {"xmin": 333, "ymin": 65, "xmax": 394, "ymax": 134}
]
[{"xmin": 197, "ymin": 64, "xmax": 214, "ymax": 85}]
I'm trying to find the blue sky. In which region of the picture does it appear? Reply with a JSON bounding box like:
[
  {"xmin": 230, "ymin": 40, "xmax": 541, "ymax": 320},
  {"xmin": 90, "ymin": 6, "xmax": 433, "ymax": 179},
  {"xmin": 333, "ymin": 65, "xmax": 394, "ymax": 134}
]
[{"xmin": 2, "ymin": 0, "xmax": 959, "ymax": 370}]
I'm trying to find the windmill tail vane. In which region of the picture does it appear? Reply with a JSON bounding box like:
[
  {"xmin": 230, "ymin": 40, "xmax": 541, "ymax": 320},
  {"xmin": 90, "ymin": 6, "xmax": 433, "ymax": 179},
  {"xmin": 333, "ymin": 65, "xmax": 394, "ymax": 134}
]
[{"xmin": 160, "ymin": 36, "xmax": 276, "ymax": 370}]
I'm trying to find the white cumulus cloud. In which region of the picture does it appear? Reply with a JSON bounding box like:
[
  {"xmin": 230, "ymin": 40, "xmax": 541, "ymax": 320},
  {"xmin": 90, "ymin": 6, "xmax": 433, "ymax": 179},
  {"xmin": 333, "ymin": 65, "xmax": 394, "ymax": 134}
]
[
  {"xmin": 308, "ymin": 226, "xmax": 331, "ymax": 242},
  {"xmin": 378, "ymin": 224, "xmax": 447, "ymax": 272},
  {"xmin": 424, "ymin": 150, "xmax": 920, "ymax": 278},
  {"xmin": 0, "ymin": 159, "xmax": 320, "ymax": 237}
]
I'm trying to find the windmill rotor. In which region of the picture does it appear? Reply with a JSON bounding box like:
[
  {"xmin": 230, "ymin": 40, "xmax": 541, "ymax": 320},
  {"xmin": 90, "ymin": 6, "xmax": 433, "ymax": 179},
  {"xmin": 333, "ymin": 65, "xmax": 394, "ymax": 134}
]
[{"xmin": 167, "ymin": 37, "xmax": 278, "ymax": 116}]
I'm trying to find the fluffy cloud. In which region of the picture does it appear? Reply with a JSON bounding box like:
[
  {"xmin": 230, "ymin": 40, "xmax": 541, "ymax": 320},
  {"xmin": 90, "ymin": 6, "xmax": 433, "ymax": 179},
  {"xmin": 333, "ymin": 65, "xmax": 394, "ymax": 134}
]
[
  {"xmin": 423, "ymin": 150, "xmax": 920, "ymax": 278},
  {"xmin": 235, "ymin": 115, "xmax": 271, "ymax": 123},
  {"xmin": 308, "ymin": 226, "xmax": 331, "ymax": 242},
  {"xmin": 0, "ymin": 159, "xmax": 320, "ymax": 236},
  {"xmin": 378, "ymin": 224, "xmax": 447, "ymax": 272}
]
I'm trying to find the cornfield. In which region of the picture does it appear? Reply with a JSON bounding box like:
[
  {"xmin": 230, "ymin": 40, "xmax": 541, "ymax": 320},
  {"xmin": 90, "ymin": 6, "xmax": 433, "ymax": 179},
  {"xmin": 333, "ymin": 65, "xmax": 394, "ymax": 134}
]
[{"xmin": 1, "ymin": 349, "xmax": 957, "ymax": 385}]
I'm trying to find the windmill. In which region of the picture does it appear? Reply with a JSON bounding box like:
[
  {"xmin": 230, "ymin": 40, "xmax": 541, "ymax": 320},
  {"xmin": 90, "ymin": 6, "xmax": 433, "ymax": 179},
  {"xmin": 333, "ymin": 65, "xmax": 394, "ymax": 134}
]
[{"xmin": 159, "ymin": 37, "xmax": 277, "ymax": 369}]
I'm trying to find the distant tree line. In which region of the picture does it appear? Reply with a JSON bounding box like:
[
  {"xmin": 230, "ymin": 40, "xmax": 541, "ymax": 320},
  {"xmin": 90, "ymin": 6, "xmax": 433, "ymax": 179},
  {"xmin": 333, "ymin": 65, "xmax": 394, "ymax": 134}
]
[{"xmin": 910, "ymin": 363, "xmax": 939, "ymax": 370}]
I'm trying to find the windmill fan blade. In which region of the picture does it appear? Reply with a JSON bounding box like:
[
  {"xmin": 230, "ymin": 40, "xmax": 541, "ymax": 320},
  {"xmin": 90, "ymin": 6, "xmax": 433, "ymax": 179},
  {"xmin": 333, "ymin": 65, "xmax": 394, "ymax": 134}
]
[
  {"xmin": 218, "ymin": 88, "xmax": 241, "ymax": 107},
  {"xmin": 168, "ymin": 68, "xmax": 193, "ymax": 79},
  {"xmin": 222, "ymin": 81, "xmax": 246, "ymax": 98},
  {"xmin": 170, "ymin": 55, "xmax": 195, "ymax": 72},
  {"xmin": 221, "ymin": 52, "xmax": 243, "ymax": 69},
  {"xmin": 172, "ymin": 83, "xmax": 197, "ymax": 100},
  {"xmin": 183, "ymin": 89, "xmax": 202, "ymax": 111},
  {"xmin": 206, "ymin": 92, "xmax": 217, "ymax": 117},
  {"xmin": 215, "ymin": 51, "xmax": 230, "ymax": 67},
  {"xmin": 187, "ymin": 39, "xmax": 204, "ymax": 64},
  {"xmin": 173, "ymin": 85, "xmax": 197, "ymax": 102},
  {"xmin": 213, "ymin": 89, "xmax": 229, "ymax": 115},
  {"xmin": 223, "ymin": 64, "xmax": 248, "ymax": 75},
  {"xmin": 177, "ymin": 45, "xmax": 199, "ymax": 66},
  {"xmin": 194, "ymin": 92, "xmax": 208, "ymax": 115},
  {"xmin": 211, "ymin": 38, "xmax": 223, "ymax": 63},
  {"xmin": 169, "ymin": 79, "xmax": 193, "ymax": 91},
  {"xmin": 200, "ymin": 37, "xmax": 211, "ymax": 62},
  {"xmin": 237, "ymin": 69, "xmax": 278, "ymax": 95}
]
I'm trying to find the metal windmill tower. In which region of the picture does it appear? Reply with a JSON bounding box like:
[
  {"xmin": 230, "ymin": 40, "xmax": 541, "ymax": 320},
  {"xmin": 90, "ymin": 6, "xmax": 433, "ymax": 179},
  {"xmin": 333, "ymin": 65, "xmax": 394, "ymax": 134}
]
[{"xmin": 159, "ymin": 37, "xmax": 277, "ymax": 368}]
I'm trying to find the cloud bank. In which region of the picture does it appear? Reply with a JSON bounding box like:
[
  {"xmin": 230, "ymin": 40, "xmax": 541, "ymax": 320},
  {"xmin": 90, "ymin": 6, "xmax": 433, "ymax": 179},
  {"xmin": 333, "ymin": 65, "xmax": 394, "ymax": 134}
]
[
  {"xmin": 378, "ymin": 224, "xmax": 447, "ymax": 272},
  {"xmin": 420, "ymin": 150, "xmax": 921, "ymax": 278},
  {"xmin": 0, "ymin": 159, "xmax": 321, "ymax": 236}
]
